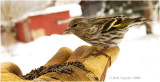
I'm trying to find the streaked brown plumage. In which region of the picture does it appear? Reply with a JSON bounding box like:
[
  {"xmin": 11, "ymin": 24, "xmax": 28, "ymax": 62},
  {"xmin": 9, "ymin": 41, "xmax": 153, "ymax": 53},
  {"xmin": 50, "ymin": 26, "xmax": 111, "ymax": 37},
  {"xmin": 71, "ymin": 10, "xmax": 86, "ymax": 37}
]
[{"xmin": 64, "ymin": 16, "xmax": 146, "ymax": 47}]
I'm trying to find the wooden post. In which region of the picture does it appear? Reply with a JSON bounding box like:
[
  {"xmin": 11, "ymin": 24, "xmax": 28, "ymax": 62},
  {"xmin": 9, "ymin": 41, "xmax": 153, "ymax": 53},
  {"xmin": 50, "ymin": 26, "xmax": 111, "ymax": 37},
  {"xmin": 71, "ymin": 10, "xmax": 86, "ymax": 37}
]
[{"xmin": 143, "ymin": 0, "xmax": 153, "ymax": 34}]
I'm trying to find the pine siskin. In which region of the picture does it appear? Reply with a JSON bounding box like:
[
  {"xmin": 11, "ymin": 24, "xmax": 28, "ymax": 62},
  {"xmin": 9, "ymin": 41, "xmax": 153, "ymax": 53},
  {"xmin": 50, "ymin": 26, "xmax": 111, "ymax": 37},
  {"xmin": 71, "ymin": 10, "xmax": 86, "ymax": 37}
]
[{"xmin": 64, "ymin": 16, "xmax": 146, "ymax": 56}]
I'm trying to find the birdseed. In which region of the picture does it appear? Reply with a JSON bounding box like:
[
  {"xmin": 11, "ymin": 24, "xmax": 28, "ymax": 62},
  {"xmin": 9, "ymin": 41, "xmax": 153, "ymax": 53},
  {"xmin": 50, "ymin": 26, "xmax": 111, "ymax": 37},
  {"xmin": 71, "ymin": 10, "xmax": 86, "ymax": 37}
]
[{"xmin": 21, "ymin": 61, "xmax": 90, "ymax": 80}]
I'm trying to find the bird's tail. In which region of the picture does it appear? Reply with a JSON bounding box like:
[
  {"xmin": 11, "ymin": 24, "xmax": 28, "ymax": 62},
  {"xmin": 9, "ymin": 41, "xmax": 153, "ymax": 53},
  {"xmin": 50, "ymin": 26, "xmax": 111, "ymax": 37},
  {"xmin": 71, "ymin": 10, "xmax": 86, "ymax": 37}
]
[{"xmin": 133, "ymin": 17, "xmax": 149, "ymax": 23}]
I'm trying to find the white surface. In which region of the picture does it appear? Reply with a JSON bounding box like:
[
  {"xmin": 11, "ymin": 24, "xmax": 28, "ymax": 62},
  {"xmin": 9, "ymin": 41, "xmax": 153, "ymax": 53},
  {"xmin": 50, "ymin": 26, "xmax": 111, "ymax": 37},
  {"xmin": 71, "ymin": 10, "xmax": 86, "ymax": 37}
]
[
  {"xmin": 106, "ymin": 22, "xmax": 160, "ymax": 82},
  {"xmin": 0, "ymin": 22, "xmax": 160, "ymax": 82}
]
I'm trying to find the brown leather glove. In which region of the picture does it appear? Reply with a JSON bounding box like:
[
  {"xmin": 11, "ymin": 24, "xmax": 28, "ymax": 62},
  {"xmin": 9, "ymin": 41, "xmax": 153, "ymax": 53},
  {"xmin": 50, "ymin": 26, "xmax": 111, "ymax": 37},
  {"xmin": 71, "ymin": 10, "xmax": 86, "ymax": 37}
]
[{"xmin": 1, "ymin": 45, "xmax": 120, "ymax": 81}]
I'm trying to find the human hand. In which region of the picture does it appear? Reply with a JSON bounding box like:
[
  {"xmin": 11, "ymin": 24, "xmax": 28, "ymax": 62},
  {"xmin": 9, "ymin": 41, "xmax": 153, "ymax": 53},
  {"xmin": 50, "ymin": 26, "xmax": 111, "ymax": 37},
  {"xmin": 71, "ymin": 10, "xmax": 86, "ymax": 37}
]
[{"xmin": 1, "ymin": 45, "xmax": 120, "ymax": 81}]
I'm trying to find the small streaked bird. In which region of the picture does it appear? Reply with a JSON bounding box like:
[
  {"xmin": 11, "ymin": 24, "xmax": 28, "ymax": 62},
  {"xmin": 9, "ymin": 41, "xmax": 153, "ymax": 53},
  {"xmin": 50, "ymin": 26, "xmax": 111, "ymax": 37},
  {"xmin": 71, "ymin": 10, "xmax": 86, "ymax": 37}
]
[{"xmin": 64, "ymin": 16, "xmax": 146, "ymax": 56}]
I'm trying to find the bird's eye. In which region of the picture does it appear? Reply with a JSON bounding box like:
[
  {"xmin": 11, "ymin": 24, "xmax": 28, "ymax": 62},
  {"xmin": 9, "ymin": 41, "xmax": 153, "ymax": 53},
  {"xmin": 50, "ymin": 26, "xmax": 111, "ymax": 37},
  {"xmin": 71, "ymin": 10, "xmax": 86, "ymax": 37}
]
[{"xmin": 72, "ymin": 24, "xmax": 77, "ymax": 28}]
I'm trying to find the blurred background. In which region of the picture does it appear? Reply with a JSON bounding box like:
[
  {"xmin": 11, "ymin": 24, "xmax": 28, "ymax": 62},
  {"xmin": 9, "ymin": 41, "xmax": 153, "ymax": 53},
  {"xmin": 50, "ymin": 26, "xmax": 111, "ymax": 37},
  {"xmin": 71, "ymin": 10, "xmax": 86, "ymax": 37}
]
[
  {"xmin": 1, "ymin": 0, "xmax": 159, "ymax": 45},
  {"xmin": 0, "ymin": 0, "xmax": 160, "ymax": 82}
]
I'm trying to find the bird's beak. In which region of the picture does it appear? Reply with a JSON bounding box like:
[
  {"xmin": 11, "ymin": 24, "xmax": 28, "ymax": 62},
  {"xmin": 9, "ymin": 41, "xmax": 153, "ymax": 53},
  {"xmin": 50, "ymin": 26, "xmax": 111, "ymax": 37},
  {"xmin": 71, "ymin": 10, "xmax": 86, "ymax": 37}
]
[{"xmin": 64, "ymin": 28, "xmax": 71, "ymax": 34}]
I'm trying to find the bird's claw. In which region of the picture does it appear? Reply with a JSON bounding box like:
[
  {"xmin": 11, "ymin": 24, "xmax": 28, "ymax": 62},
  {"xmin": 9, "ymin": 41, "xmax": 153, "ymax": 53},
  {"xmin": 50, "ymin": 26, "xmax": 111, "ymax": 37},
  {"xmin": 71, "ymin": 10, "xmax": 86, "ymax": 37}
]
[{"xmin": 92, "ymin": 50, "xmax": 110, "ymax": 58}]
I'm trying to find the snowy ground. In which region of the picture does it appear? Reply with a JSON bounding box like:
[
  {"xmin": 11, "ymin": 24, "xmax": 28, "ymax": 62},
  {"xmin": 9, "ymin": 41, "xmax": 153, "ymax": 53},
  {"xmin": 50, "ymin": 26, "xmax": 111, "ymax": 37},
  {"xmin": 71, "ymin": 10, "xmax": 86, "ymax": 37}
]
[{"xmin": 0, "ymin": 22, "xmax": 160, "ymax": 82}]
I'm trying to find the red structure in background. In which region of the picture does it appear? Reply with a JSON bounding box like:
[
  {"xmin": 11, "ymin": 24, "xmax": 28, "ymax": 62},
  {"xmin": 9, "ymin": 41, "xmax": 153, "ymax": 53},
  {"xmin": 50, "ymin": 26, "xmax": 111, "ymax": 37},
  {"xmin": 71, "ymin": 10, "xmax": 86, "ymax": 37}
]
[{"xmin": 15, "ymin": 11, "xmax": 70, "ymax": 42}]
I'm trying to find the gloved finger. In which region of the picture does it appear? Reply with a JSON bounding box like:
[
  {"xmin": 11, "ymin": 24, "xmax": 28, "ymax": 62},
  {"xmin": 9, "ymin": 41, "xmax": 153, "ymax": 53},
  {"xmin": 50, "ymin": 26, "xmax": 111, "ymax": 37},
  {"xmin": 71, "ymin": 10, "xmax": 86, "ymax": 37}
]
[
  {"xmin": 66, "ymin": 45, "xmax": 89, "ymax": 62},
  {"xmin": 82, "ymin": 46, "xmax": 120, "ymax": 80},
  {"xmin": 44, "ymin": 47, "xmax": 73, "ymax": 67},
  {"xmin": 1, "ymin": 62, "xmax": 23, "ymax": 76},
  {"xmin": 78, "ymin": 46, "xmax": 97, "ymax": 62},
  {"xmin": 100, "ymin": 46, "xmax": 120, "ymax": 81},
  {"xmin": 100, "ymin": 58, "xmax": 111, "ymax": 81},
  {"xmin": 0, "ymin": 62, "xmax": 26, "ymax": 81}
]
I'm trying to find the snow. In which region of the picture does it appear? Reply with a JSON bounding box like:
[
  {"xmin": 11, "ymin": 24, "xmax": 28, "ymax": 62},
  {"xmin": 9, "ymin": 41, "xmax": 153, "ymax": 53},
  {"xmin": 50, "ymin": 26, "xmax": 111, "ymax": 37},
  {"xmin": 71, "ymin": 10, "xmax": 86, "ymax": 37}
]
[
  {"xmin": 0, "ymin": 34, "xmax": 89, "ymax": 75},
  {"xmin": 106, "ymin": 22, "xmax": 160, "ymax": 82},
  {"xmin": 0, "ymin": 22, "xmax": 160, "ymax": 82}
]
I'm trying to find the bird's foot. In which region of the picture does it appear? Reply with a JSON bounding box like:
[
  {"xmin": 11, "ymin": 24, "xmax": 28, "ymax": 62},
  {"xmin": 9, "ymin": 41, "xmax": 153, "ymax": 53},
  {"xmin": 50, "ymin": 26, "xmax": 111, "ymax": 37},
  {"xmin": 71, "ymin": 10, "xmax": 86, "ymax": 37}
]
[
  {"xmin": 92, "ymin": 50, "xmax": 110, "ymax": 58},
  {"xmin": 92, "ymin": 46, "xmax": 110, "ymax": 58}
]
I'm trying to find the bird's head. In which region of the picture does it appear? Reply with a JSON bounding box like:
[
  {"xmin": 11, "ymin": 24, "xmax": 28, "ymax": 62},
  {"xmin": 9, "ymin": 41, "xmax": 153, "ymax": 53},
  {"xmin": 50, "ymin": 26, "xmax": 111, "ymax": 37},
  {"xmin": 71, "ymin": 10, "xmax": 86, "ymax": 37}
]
[{"xmin": 64, "ymin": 18, "xmax": 88, "ymax": 35}]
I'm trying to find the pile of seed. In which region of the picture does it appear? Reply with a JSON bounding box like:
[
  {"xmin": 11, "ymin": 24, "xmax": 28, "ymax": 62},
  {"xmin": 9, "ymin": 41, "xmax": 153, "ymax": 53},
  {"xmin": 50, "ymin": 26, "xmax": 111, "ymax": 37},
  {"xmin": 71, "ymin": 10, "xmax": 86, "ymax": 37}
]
[{"xmin": 21, "ymin": 61, "xmax": 90, "ymax": 80}]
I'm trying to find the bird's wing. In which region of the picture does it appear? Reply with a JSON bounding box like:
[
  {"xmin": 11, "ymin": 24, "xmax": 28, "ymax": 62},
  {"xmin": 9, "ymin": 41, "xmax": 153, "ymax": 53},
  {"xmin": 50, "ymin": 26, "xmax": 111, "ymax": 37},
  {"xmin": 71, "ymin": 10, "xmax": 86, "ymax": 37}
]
[
  {"xmin": 101, "ymin": 18, "xmax": 117, "ymax": 33},
  {"xmin": 88, "ymin": 16, "xmax": 114, "ymax": 31},
  {"xmin": 101, "ymin": 16, "xmax": 146, "ymax": 33},
  {"xmin": 112, "ymin": 17, "xmax": 146, "ymax": 28}
]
